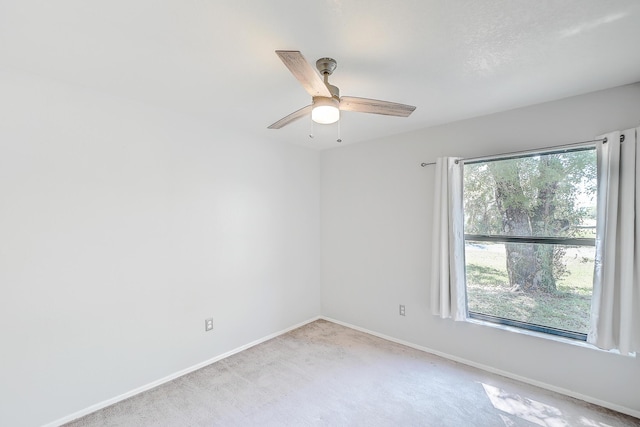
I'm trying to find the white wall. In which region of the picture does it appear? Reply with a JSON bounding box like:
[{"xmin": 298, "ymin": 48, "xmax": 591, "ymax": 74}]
[
  {"xmin": 0, "ymin": 69, "xmax": 321, "ymax": 427},
  {"xmin": 321, "ymin": 83, "xmax": 640, "ymax": 414}
]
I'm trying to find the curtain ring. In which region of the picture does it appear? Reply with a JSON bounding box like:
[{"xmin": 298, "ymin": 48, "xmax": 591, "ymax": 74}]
[{"xmin": 620, "ymin": 134, "xmax": 625, "ymax": 143}]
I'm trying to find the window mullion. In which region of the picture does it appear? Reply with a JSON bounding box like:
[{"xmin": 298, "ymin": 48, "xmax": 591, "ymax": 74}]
[{"xmin": 464, "ymin": 234, "xmax": 595, "ymax": 247}]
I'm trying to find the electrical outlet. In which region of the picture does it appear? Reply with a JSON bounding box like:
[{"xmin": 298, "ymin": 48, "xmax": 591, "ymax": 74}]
[
  {"xmin": 205, "ymin": 318, "xmax": 213, "ymax": 331},
  {"xmin": 399, "ymin": 305, "xmax": 406, "ymax": 316}
]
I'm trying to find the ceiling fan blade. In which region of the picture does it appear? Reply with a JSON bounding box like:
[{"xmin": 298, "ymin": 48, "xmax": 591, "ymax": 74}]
[
  {"xmin": 276, "ymin": 50, "xmax": 332, "ymax": 98},
  {"xmin": 339, "ymin": 96, "xmax": 416, "ymax": 117},
  {"xmin": 267, "ymin": 104, "xmax": 313, "ymax": 129}
]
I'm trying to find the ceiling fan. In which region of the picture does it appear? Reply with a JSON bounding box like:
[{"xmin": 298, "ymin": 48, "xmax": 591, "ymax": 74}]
[{"xmin": 268, "ymin": 50, "xmax": 416, "ymax": 129}]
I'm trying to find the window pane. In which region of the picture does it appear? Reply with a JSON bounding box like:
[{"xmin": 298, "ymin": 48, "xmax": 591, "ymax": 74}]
[
  {"xmin": 465, "ymin": 241, "xmax": 594, "ymax": 334},
  {"xmin": 464, "ymin": 149, "xmax": 597, "ymax": 239}
]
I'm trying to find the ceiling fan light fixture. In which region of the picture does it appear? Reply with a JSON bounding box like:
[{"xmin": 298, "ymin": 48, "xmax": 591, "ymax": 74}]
[{"xmin": 311, "ymin": 97, "xmax": 340, "ymax": 124}]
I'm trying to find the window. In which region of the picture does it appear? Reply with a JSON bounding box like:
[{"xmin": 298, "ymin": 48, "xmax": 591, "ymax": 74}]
[{"xmin": 462, "ymin": 147, "xmax": 597, "ymax": 340}]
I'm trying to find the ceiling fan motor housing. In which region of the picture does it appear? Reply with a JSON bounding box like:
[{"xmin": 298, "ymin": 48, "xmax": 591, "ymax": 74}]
[{"xmin": 316, "ymin": 57, "xmax": 340, "ymax": 99}]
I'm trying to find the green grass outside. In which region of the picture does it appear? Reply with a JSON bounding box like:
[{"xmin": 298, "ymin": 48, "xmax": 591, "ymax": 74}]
[{"xmin": 465, "ymin": 243, "xmax": 593, "ymax": 334}]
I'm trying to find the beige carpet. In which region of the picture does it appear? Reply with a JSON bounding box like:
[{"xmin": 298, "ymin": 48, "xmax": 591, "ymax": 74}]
[{"xmin": 65, "ymin": 320, "xmax": 639, "ymax": 426}]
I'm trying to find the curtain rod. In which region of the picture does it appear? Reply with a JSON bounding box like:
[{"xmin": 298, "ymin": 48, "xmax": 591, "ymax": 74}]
[{"xmin": 419, "ymin": 136, "xmax": 621, "ymax": 167}]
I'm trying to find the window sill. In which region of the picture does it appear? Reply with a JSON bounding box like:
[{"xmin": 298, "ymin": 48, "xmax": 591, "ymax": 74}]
[{"xmin": 465, "ymin": 317, "xmax": 634, "ymax": 356}]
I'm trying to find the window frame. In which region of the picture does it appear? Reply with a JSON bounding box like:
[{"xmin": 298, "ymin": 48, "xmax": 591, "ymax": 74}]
[{"xmin": 461, "ymin": 145, "xmax": 597, "ymax": 341}]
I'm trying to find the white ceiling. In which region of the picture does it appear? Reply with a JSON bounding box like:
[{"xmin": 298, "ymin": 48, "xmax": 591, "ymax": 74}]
[{"xmin": 1, "ymin": 0, "xmax": 639, "ymax": 149}]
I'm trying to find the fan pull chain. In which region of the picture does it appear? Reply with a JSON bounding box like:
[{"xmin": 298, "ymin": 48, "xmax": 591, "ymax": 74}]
[
  {"xmin": 337, "ymin": 117, "xmax": 342, "ymax": 143},
  {"xmin": 309, "ymin": 117, "xmax": 314, "ymax": 139}
]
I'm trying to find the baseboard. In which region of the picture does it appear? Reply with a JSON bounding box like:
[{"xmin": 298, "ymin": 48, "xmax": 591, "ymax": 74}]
[
  {"xmin": 320, "ymin": 316, "xmax": 640, "ymax": 420},
  {"xmin": 44, "ymin": 315, "xmax": 321, "ymax": 427}
]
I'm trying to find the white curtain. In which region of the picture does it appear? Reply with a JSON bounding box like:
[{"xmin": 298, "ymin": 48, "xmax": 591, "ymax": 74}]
[
  {"xmin": 588, "ymin": 127, "xmax": 640, "ymax": 356},
  {"xmin": 430, "ymin": 157, "xmax": 466, "ymax": 320}
]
